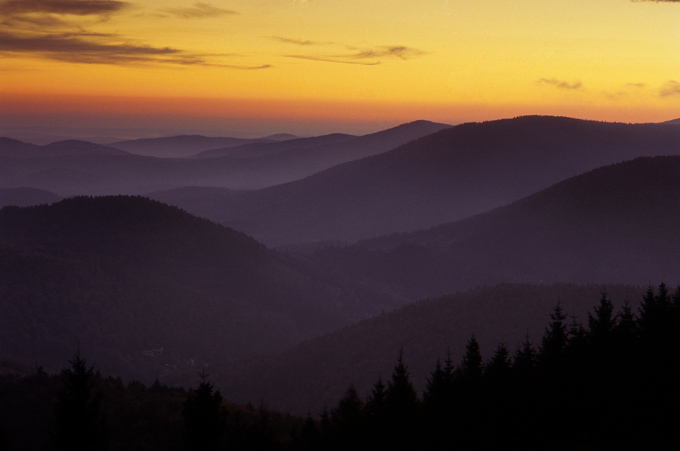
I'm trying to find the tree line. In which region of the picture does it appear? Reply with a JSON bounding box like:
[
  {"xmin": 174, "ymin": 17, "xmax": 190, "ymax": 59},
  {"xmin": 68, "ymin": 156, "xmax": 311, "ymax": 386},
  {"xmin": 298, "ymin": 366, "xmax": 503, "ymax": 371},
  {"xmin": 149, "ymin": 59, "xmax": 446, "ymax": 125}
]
[
  {"xmin": 1, "ymin": 284, "xmax": 679, "ymax": 450},
  {"xmin": 311, "ymin": 284, "xmax": 680, "ymax": 451}
]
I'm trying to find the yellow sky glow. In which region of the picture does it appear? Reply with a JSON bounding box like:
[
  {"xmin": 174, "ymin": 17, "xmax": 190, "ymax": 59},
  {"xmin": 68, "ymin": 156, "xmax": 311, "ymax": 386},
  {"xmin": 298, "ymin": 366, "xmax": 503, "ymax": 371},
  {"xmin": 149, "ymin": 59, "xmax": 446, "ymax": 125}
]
[{"xmin": 1, "ymin": 0, "xmax": 679, "ymax": 139}]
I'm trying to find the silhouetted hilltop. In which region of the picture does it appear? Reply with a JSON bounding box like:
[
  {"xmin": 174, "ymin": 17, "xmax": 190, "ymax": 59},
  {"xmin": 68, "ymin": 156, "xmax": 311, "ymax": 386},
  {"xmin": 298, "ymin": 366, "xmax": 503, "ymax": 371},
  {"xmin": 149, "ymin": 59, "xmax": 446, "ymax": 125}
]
[
  {"xmin": 0, "ymin": 137, "xmax": 41, "ymax": 157},
  {"xmin": 316, "ymin": 156, "xmax": 680, "ymax": 299},
  {"xmin": 217, "ymin": 283, "xmax": 645, "ymax": 414},
  {"xmin": 155, "ymin": 116, "xmax": 680, "ymax": 245},
  {"xmin": 0, "ymin": 187, "xmax": 61, "ymax": 209},
  {"xmin": 0, "ymin": 196, "xmax": 403, "ymax": 382}
]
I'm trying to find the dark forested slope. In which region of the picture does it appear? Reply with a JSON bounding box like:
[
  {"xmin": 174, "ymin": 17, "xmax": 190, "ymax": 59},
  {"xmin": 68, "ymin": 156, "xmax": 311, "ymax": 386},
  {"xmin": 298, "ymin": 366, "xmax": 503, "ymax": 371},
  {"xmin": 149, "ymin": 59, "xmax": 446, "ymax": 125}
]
[
  {"xmin": 216, "ymin": 283, "xmax": 646, "ymax": 415},
  {"xmin": 315, "ymin": 156, "xmax": 680, "ymax": 299},
  {"xmin": 0, "ymin": 196, "xmax": 403, "ymax": 382}
]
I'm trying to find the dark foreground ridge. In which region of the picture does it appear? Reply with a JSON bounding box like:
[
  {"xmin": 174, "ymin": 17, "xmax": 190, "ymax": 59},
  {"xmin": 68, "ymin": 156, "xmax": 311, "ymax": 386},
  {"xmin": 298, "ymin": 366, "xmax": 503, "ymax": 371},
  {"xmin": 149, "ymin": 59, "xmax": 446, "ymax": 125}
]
[{"xmin": 1, "ymin": 284, "xmax": 678, "ymax": 450}]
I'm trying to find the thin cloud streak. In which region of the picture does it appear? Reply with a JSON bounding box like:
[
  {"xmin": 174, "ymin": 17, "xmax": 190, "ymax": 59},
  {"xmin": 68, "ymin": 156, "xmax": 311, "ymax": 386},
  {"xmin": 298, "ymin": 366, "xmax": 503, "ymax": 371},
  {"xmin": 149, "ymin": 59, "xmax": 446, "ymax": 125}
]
[
  {"xmin": 285, "ymin": 54, "xmax": 380, "ymax": 65},
  {"xmin": 271, "ymin": 36, "xmax": 332, "ymax": 46},
  {"xmin": 286, "ymin": 45, "xmax": 426, "ymax": 65},
  {"xmin": 161, "ymin": 2, "xmax": 237, "ymax": 19},
  {"xmin": 348, "ymin": 46, "xmax": 427, "ymax": 60},
  {"xmin": 0, "ymin": 30, "xmax": 270, "ymax": 68},
  {"xmin": 0, "ymin": 0, "xmax": 129, "ymax": 16},
  {"xmin": 0, "ymin": 30, "xmax": 189, "ymax": 64},
  {"xmin": 538, "ymin": 78, "xmax": 583, "ymax": 90}
]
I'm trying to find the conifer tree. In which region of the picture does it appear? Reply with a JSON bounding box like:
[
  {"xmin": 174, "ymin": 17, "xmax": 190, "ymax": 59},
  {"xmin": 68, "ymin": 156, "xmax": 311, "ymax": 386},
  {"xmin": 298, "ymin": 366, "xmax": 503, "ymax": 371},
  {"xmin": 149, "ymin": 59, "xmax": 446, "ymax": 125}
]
[
  {"xmin": 364, "ymin": 377, "xmax": 386, "ymax": 420},
  {"xmin": 363, "ymin": 377, "xmax": 387, "ymax": 449},
  {"xmin": 53, "ymin": 350, "xmax": 107, "ymax": 451},
  {"xmin": 513, "ymin": 334, "xmax": 536, "ymax": 378},
  {"xmin": 588, "ymin": 291, "xmax": 615, "ymax": 342},
  {"xmin": 385, "ymin": 350, "xmax": 419, "ymax": 418},
  {"xmin": 331, "ymin": 384, "xmax": 364, "ymax": 447},
  {"xmin": 460, "ymin": 335, "xmax": 483, "ymax": 381},
  {"xmin": 182, "ymin": 370, "xmax": 224, "ymax": 451},
  {"xmin": 422, "ymin": 356, "xmax": 454, "ymax": 419},
  {"xmin": 539, "ymin": 303, "xmax": 568, "ymax": 367},
  {"xmin": 612, "ymin": 301, "xmax": 638, "ymax": 347},
  {"xmin": 384, "ymin": 350, "xmax": 419, "ymax": 450},
  {"xmin": 485, "ymin": 343, "xmax": 511, "ymax": 381}
]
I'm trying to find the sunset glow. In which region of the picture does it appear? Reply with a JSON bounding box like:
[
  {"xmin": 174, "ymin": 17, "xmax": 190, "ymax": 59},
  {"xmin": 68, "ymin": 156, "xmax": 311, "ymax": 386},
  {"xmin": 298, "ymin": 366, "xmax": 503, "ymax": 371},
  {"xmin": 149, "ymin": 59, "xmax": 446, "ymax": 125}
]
[{"xmin": 1, "ymin": 0, "xmax": 679, "ymax": 141}]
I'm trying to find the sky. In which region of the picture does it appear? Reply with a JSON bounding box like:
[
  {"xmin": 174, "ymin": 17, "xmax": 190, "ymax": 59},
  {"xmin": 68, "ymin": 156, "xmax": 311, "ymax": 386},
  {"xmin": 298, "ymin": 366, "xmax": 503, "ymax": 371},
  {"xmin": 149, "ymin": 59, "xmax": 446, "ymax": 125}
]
[{"xmin": 1, "ymin": 0, "xmax": 679, "ymax": 143}]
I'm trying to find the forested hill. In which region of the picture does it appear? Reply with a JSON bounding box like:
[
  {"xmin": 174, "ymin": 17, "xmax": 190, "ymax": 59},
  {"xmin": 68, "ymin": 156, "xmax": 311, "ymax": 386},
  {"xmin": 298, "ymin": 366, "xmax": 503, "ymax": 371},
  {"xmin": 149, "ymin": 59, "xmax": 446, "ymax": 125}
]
[
  {"xmin": 0, "ymin": 196, "xmax": 404, "ymax": 382},
  {"xmin": 314, "ymin": 155, "xmax": 680, "ymax": 299},
  {"xmin": 216, "ymin": 283, "xmax": 646, "ymax": 415}
]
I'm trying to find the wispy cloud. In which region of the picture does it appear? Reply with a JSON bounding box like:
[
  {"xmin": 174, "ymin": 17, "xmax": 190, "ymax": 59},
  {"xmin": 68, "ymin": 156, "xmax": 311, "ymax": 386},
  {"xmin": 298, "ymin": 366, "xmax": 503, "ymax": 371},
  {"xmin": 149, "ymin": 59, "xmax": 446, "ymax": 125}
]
[
  {"xmin": 348, "ymin": 46, "xmax": 426, "ymax": 60},
  {"xmin": 0, "ymin": 30, "xmax": 271, "ymax": 68},
  {"xmin": 0, "ymin": 0, "xmax": 129, "ymax": 16},
  {"xmin": 271, "ymin": 36, "xmax": 332, "ymax": 46},
  {"xmin": 285, "ymin": 55, "xmax": 380, "ymax": 65},
  {"xmin": 160, "ymin": 2, "xmax": 237, "ymax": 19},
  {"xmin": 0, "ymin": 1, "xmax": 268, "ymax": 68},
  {"xmin": 538, "ymin": 78, "xmax": 583, "ymax": 90},
  {"xmin": 660, "ymin": 80, "xmax": 680, "ymax": 97},
  {"xmin": 286, "ymin": 45, "xmax": 427, "ymax": 65},
  {"xmin": 0, "ymin": 30, "xmax": 198, "ymax": 65},
  {"xmin": 604, "ymin": 82, "xmax": 647, "ymax": 100}
]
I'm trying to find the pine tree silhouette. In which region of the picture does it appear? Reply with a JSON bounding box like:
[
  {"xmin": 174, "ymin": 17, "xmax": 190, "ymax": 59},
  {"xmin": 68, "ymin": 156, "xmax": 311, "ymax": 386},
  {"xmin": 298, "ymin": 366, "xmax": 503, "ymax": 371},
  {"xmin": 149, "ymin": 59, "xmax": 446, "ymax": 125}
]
[
  {"xmin": 384, "ymin": 350, "xmax": 419, "ymax": 451},
  {"xmin": 53, "ymin": 350, "xmax": 107, "ymax": 451},
  {"xmin": 539, "ymin": 303, "xmax": 568, "ymax": 368},
  {"xmin": 182, "ymin": 370, "xmax": 224, "ymax": 451}
]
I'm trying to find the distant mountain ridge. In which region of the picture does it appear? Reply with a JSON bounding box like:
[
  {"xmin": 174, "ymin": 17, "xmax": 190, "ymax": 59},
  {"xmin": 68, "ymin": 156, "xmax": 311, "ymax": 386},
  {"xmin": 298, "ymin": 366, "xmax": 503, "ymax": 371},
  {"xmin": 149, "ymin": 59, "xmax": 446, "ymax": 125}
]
[
  {"xmin": 0, "ymin": 138, "xmax": 129, "ymax": 159},
  {"xmin": 110, "ymin": 135, "xmax": 280, "ymax": 158},
  {"xmin": 314, "ymin": 155, "xmax": 680, "ymax": 299},
  {"xmin": 151, "ymin": 116, "xmax": 680, "ymax": 246},
  {"xmin": 0, "ymin": 120, "xmax": 451, "ymax": 195},
  {"xmin": 193, "ymin": 133, "xmax": 357, "ymax": 159},
  {"xmin": 0, "ymin": 187, "xmax": 61, "ymax": 209}
]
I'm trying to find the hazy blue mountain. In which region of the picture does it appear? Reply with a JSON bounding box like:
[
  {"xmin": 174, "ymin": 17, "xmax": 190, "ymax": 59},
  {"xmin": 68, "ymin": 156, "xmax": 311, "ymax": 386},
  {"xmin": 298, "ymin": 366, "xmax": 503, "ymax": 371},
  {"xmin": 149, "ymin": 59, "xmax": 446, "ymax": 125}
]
[
  {"xmin": 110, "ymin": 135, "xmax": 277, "ymax": 158},
  {"xmin": 0, "ymin": 120, "xmax": 450, "ymax": 195},
  {"xmin": 0, "ymin": 138, "xmax": 41, "ymax": 157},
  {"xmin": 193, "ymin": 133, "xmax": 357, "ymax": 159},
  {"xmin": 315, "ymin": 156, "xmax": 680, "ymax": 299},
  {"xmin": 151, "ymin": 116, "xmax": 680, "ymax": 246},
  {"xmin": 0, "ymin": 138, "xmax": 128, "ymax": 158},
  {"xmin": 41, "ymin": 140, "xmax": 130, "ymax": 157},
  {"xmin": 0, "ymin": 196, "xmax": 404, "ymax": 383},
  {"xmin": 0, "ymin": 187, "xmax": 61, "ymax": 209},
  {"xmin": 217, "ymin": 283, "xmax": 646, "ymax": 415}
]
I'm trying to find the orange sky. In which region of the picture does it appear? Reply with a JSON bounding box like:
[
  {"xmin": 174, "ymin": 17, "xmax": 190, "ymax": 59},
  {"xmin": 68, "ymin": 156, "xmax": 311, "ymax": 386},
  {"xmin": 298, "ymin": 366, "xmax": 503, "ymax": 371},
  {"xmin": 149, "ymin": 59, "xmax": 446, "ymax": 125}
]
[{"xmin": 1, "ymin": 0, "xmax": 679, "ymax": 142}]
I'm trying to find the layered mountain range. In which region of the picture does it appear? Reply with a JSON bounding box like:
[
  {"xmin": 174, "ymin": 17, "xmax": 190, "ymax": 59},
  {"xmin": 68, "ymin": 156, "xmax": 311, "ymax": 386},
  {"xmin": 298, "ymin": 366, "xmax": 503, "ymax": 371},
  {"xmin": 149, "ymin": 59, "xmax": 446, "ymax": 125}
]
[{"xmin": 2, "ymin": 115, "xmax": 680, "ymax": 415}]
